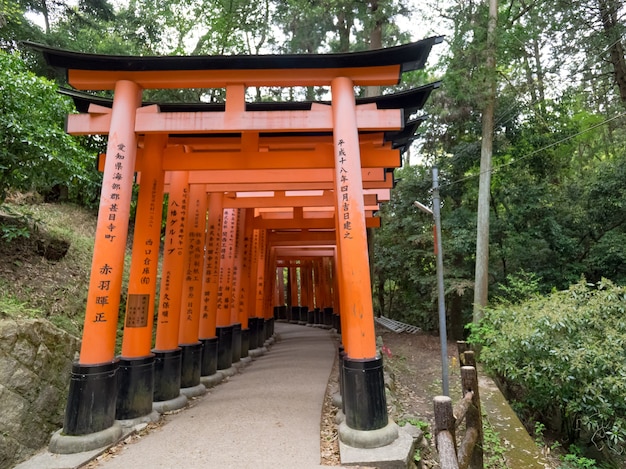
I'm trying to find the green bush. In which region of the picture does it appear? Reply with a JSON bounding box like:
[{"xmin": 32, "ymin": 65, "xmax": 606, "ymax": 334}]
[
  {"xmin": 469, "ymin": 279, "xmax": 626, "ymax": 456},
  {"xmin": 0, "ymin": 50, "xmax": 101, "ymax": 206}
]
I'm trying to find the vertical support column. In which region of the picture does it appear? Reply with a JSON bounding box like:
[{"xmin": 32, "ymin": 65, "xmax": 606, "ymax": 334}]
[
  {"xmin": 256, "ymin": 229, "xmax": 272, "ymax": 339},
  {"xmin": 311, "ymin": 259, "xmax": 320, "ymax": 311},
  {"xmin": 289, "ymin": 264, "xmax": 299, "ymax": 322},
  {"xmin": 228, "ymin": 209, "xmax": 242, "ymax": 364},
  {"xmin": 236, "ymin": 209, "xmax": 252, "ymax": 359},
  {"xmin": 331, "ymin": 76, "xmax": 397, "ymax": 447},
  {"xmin": 284, "ymin": 263, "xmax": 292, "ymax": 319},
  {"xmin": 152, "ymin": 171, "xmax": 189, "ymax": 407},
  {"xmin": 243, "ymin": 209, "xmax": 260, "ymax": 350},
  {"xmin": 216, "ymin": 208, "xmax": 235, "ymax": 371},
  {"xmin": 300, "ymin": 261, "xmax": 310, "ymax": 323},
  {"xmin": 247, "ymin": 228, "xmax": 261, "ymax": 350},
  {"xmin": 56, "ymin": 81, "xmax": 141, "ymax": 448},
  {"xmin": 277, "ymin": 267, "xmax": 285, "ymax": 308},
  {"xmin": 116, "ymin": 134, "xmax": 166, "ymax": 422},
  {"xmin": 178, "ymin": 184, "xmax": 207, "ymax": 393},
  {"xmin": 199, "ymin": 192, "xmax": 223, "ymax": 378}
]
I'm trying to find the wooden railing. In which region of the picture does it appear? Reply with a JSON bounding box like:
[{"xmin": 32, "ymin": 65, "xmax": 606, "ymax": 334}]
[{"xmin": 433, "ymin": 345, "xmax": 484, "ymax": 469}]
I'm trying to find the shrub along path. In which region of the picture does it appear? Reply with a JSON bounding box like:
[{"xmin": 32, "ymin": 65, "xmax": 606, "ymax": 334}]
[{"xmin": 378, "ymin": 328, "xmax": 554, "ymax": 468}]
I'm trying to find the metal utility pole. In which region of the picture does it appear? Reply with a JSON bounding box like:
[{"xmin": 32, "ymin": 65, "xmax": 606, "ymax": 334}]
[
  {"xmin": 416, "ymin": 167, "xmax": 449, "ymax": 396},
  {"xmin": 473, "ymin": 0, "xmax": 498, "ymax": 325}
]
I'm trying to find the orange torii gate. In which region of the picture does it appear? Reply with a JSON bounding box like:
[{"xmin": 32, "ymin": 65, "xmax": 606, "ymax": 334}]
[{"xmin": 29, "ymin": 38, "xmax": 441, "ymax": 454}]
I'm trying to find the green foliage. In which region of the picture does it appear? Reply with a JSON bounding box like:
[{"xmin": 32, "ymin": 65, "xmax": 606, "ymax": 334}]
[
  {"xmin": 400, "ymin": 417, "xmax": 431, "ymax": 438},
  {"xmin": 493, "ymin": 270, "xmax": 542, "ymax": 305},
  {"xmin": 560, "ymin": 445, "xmax": 605, "ymax": 469},
  {"xmin": 372, "ymin": 165, "xmax": 444, "ymax": 330},
  {"xmin": 483, "ymin": 415, "xmax": 507, "ymax": 469},
  {"xmin": 469, "ymin": 280, "xmax": 626, "ymax": 457},
  {"xmin": 0, "ymin": 203, "xmax": 38, "ymax": 241},
  {"xmin": 0, "ymin": 0, "xmax": 21, "ymax": 27},
  {"xmin": 0, "ymin": 284, "xmax": 42, "ymax": 318},
  {"xmin": 0, "ymin": 50, "xmax": 100, "ymax": 205}
]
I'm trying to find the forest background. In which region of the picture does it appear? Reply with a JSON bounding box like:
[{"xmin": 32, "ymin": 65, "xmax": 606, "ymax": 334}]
[{"xmin": 1, "ymin": 0, "xmax": 626, "ymax": 467}]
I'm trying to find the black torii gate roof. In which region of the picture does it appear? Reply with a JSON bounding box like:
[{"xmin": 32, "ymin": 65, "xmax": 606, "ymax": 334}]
[{"xmin": 25, "ymin": 36, "xmax": 443, "ymax": 75}]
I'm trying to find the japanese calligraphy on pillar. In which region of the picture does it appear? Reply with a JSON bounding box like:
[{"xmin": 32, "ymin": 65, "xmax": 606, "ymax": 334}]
[
  {"xmin": 337, "ymin": 139, "xmax": 353, "ymax": 240},
  {"xmin": 201, "ymin": 210, "xmax": 221, "ymax": 321},
  {"xmin": 140, "ymin": 239, "xmax": 154, "ymax": 287},
  {"xmin": 91, "ymin": 142, "xmax": 129, "ymax": 324},
  {"xmin": 216, "ymin": 209, "xmax": 234, "ymax": 316},
  {"xmin": 93, "ymin": 262, "xmax": 113, "ymax": 323},
  {"xmin": 158, "ymin": 181, "xmax": 189, "ymax": 325},
  {"xmin": 185, "ymin": 197, "xmax": 205, "ymax": 322},
  {"xmin": 230, "ymin": 210, "xmax": 239, "ymax": 320},
  {"xmin": 102, "ymin": 143, "xmax": 126, "ymax": 245},
  {"xmin": 239, "ymin": 213, "xmax": 250, "ymax": 319},
  {"xmin": 256, "ymin": 229, "xmax": 266, "ymax": 301}
]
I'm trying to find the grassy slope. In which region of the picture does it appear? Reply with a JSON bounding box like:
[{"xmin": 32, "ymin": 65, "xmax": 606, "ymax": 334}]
[{"xmin": 0, "ymin": 197, "xmax": 97, "ymax": 338}]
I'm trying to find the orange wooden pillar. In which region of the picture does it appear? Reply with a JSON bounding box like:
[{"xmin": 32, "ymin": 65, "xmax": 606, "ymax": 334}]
[
  {"xmin": 152, "ymin": 171, "xmax": 190, "ymax": 404},
  {"xmin": 289, "ymin": 264, "xmax": 299, "ymax": 321},
  {"xmin": 300, "ymin": 261, "xmax": 310, "ymax": 322},
  {"xmin": 331, "ymin": 76, "xmax": 393, "ymax": 441},
  {"xmin": 62, "ymin": 80, "xmax": 142, "ymax": 439},
  {"xmin": 198, "ymin": 192, "xmax": 223, "ymax": 377},
  {"xmin": 225, "ymin": 209, "xmax": 242, "ymax": 363},
  {"xmin": 229, "ymin": 208, "xmax": 244, "ymax": 363},
  {"xmin": 277, "ymin": 267, "xmax": 286, "ymax": 307},
  {"xmin": 236, "ymin": 209, "xmax": 252, "ymax": 358},
  {"xmin": 116, "ymin": 134, "xmax": 166, "ymax": 421},
  {"xmin": 257, "ymin": 229, "xmax": 273, "ymax": 339},
  {"xmin": 178, "ymin": 183, "xmax": 207, "ymax": 389},
  {"xmin": 311, "ymin": 259, "xmax": 320, "ymax": 311},
  {"xmin": 244, "ymin": 210, "xmax": 262, "ymax": 350},
  {"xmin": 216, "ymin": 207, "xmax": 236, "ymax": 370},
  {"xmin": 248, "ymin": 228, "xmax": 265, "ymax": 349}
]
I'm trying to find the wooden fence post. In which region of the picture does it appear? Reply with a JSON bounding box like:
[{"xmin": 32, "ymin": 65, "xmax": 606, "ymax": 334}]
[
  {"xmin": 434, "ymin": 396, "xmax": 459, "ymax": 469},
  {"xmin": 459, "ymin": 366, "xmax": 483, "ymax": 469}
]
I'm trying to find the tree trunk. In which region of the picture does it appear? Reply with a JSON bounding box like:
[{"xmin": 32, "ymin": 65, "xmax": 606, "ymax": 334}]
[
  {"xmin": 473, "ymin": 0, "xmax": 498, "ymax": 324},
  {"xmin": 597, "ymin": 0, "xmax": 626, "ymax": 105}
]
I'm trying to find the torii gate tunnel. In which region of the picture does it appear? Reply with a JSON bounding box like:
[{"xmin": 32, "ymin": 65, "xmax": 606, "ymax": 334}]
[{"xmin": 29, "ymin": 37, "xmax": 442, "ymax": 452}]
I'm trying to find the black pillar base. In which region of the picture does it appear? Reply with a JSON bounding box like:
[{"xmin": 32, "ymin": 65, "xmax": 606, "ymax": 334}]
[
  {"xmin": 232, "ymin": 323, "xmax": 242, "ymax": 363},
  {"xmin": 338, "ymin": 345, "xmax": 346, "ymax": 413},
  {"xmin": 248, "ymin": 317, "xmax": 258, "ymax": 349},
  {"xmin": 63, "ymin": 360, "xmax": 119, "ymax": 436},
  {"xmin": 200, "ymin": 337, "xmax": 219, "ymax": 376},
  {"xmin": 342, "ymin": 356, "xmax": 388, "ymax": 431},
  {"xmin": 241, "ymin": 328, "xmax": 250, "ymax": 358},
  {"xmin": 216, "ymin": 325, "xmax": 233, "ymax": 370},
  {"xmin": 115, "ymin": 355, "xmax": 154, "ymax": 420},
  {"xmin": 259, "ymin": 318, "xmax": 267, "ymax": 343},
  {"xmin": 180, "ymin": 342, "xmax": 202, "ymax": 388},
  {"xmin": 324, "ymin": 307, "xmax": 334, "ymax": 327},
  {"xmin": 333, "ymin": 313, "xmax": 341, "ymax": 333},
  {"xmin": 153, "ymin": 348, "xmax": 182, "ymax": 402},
  {"xmin": 299, "ymin": 306, "xmax": 308, "ymax": 322}
]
